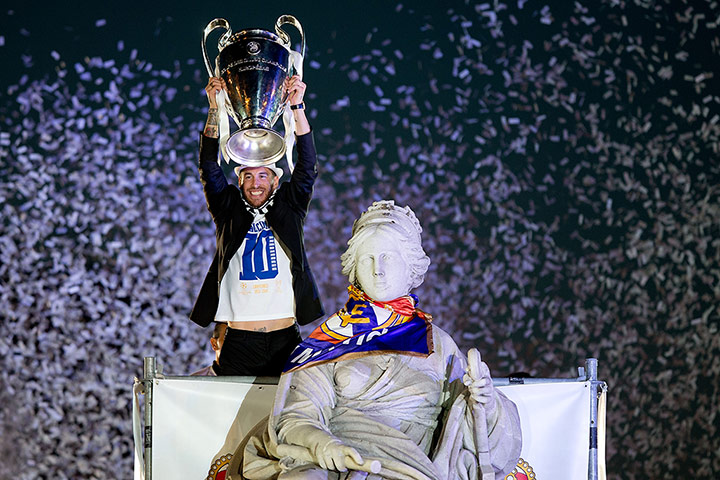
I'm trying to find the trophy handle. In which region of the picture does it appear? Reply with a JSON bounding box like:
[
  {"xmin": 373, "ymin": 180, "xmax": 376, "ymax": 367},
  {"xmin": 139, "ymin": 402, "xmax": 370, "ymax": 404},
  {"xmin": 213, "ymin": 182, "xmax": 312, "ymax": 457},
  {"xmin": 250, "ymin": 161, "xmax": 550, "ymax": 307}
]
[
  {"xmin": 202, "ymin": 18, "xmax": 233, "ymax": 77},
  {"xmin": 275, "ymin": 15, "xmax": 305, "ymax": 73}
]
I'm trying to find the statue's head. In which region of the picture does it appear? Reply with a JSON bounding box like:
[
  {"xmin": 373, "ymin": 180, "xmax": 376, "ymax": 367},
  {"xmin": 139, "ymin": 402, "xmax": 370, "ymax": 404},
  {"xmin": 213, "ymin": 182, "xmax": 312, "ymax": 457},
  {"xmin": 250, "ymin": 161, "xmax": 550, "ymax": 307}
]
[{"xmin": 341, "ymin": 201, "xmax": 431, "ymax": 301}]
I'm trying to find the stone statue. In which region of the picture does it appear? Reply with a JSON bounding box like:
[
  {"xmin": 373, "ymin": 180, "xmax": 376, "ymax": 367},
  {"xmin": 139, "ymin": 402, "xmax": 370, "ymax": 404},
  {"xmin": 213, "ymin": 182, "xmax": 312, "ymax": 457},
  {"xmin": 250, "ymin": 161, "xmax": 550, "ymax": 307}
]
[{"xmin": 229, "ymin": 200, "xmax": 522, "ymax": 480}]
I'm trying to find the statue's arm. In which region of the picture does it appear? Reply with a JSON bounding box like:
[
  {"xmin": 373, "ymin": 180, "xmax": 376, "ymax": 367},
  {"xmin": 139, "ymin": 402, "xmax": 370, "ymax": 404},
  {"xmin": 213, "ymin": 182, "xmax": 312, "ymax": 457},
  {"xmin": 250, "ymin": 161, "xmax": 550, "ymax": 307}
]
[
  {"xmin": 274, "ymin": 366, "xmax": 364, "ymax": 472},
  {"xmin": 483, "ymin": 389, "xmax": 522, "ymax": 475},
  {"xmin": 463, "ymin": 348, "xmax": 523, "ymax": 476}
]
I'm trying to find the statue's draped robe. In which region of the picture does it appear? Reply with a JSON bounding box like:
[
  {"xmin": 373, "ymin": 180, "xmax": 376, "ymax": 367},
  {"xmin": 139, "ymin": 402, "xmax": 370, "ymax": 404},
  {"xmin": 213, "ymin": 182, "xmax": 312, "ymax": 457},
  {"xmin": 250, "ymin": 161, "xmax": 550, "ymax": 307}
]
[{"xmin": 237, "ymin": 327, "xmax": 522, "ymax": 480}]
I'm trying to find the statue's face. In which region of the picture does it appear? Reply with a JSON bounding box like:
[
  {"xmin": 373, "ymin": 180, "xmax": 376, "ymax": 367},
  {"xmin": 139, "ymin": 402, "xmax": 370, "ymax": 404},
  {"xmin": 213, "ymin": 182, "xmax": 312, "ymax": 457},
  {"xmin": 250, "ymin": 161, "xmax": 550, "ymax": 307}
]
[{"xmin": 354, "ymin": 228, "xmax": 412, "ymax": 302}]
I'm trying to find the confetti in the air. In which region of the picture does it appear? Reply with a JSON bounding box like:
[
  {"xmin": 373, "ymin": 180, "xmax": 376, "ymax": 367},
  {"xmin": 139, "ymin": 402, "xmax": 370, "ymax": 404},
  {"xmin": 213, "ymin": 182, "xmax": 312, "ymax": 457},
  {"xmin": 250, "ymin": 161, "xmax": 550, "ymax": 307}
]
[{"xmin": 0, "ymin": 1, "xmax": 718, "ymax": 479}]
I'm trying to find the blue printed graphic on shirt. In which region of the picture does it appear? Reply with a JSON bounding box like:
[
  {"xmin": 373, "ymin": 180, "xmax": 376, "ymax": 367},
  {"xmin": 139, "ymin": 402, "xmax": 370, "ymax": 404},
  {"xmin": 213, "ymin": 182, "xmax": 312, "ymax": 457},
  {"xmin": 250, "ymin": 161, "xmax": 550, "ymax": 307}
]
[{"xmin": 239, "ymin": 221, "xmax": 278, "ymax": 280}]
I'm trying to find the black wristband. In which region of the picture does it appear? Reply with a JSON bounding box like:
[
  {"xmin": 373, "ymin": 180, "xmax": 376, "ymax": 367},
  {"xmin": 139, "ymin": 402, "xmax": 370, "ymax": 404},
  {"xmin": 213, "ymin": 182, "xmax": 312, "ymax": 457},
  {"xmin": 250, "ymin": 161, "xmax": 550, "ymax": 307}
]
[{"xmin": 290, "ymin": 102, "xmax": 305, "ymax": 110}]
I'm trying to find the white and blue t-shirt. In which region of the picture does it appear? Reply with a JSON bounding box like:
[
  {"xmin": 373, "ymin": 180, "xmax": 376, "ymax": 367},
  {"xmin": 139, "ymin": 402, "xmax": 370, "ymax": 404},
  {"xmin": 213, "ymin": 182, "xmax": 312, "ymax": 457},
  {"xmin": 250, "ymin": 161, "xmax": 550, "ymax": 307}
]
[{"xmin": 215, "ymin": 212, "xmax": 295, "ymax": 322}]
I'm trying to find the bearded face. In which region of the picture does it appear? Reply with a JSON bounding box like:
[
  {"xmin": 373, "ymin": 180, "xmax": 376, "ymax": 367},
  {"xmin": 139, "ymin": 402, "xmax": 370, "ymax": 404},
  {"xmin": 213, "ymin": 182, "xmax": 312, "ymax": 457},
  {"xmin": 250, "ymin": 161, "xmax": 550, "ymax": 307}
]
[{"xmin": 239, "ymin": 167, "xmax": 279, "ymax": 207}]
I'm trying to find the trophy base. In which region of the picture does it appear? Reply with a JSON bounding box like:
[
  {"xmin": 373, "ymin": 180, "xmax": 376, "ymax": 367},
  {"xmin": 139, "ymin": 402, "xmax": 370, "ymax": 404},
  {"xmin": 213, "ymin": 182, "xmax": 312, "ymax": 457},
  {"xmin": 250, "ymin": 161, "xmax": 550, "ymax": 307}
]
[{"xmin": 225, "ymin": 127, "xmax": 287, "ymax": 167}]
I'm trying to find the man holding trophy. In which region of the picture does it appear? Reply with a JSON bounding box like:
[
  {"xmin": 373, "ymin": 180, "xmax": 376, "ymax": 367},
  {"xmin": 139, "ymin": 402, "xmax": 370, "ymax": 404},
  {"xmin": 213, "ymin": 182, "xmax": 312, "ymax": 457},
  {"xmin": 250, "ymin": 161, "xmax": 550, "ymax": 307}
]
[{"xmin": 189, "ymin": 73, "xmax": 325, "ymax": 376}]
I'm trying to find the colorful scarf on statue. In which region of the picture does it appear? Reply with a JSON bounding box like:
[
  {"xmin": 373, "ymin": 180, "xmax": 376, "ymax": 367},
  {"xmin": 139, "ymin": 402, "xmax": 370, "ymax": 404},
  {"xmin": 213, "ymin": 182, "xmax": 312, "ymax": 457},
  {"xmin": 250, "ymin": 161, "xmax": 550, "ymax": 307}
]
[{"xmin": 283, "ymin": 285, "xmax": 434, "ymax": 373}]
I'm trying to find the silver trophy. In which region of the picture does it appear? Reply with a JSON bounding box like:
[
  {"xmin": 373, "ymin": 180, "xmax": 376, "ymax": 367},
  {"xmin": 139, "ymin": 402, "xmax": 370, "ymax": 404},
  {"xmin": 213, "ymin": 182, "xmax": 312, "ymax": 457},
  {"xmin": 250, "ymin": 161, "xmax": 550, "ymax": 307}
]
[{"xmin": 202, "ymin": 16, "xmax": 305, "ymax": 166}]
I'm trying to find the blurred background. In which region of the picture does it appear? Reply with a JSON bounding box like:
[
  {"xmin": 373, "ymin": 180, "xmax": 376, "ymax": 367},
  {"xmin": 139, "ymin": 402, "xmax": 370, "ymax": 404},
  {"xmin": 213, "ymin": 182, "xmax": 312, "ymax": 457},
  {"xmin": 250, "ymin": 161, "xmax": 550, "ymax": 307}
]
[{"xmin": 1, "ymin": 0, "xmax": 718, "ymax": 478}]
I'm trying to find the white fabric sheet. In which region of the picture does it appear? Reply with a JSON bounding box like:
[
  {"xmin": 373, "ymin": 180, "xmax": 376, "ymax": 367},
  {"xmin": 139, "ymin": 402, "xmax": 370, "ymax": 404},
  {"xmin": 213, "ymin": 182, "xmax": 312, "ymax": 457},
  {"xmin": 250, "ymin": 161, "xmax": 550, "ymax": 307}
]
[{"xmin": 133, "ymin": 377, "xmax": 604, "ymax": 479}]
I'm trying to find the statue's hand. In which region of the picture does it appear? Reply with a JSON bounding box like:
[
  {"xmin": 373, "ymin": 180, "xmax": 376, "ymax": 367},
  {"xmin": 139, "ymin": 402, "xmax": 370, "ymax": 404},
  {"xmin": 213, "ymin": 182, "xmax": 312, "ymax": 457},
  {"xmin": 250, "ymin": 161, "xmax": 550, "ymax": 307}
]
[
  {"xmin": 463, "ymin": 348, "xmax": 497, "ymax": 413},
  {"xmin": 277, "ymin": 441, "xmax": 381, "ymax": 474},
  {"xmin": 304, "ymin": 430, "xmax": 364, "ymax": 472},
  {"xmin": 314, "ymin": 438, "xmax": 364, "ymax": 472}
]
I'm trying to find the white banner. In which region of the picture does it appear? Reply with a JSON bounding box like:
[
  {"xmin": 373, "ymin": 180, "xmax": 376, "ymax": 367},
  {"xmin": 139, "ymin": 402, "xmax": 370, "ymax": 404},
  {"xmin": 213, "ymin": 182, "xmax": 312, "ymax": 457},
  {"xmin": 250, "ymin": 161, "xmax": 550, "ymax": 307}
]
[
  {"xmin": 135, "ymin": 378, "xmax": 604, "ymax": 480},
  {"xmin": 150, "ymin": 378, "xmax": 276, "ymax": 480},
  {"xmin": 497, "ymin": 382, "xmax": 596, "ymax": 480}
]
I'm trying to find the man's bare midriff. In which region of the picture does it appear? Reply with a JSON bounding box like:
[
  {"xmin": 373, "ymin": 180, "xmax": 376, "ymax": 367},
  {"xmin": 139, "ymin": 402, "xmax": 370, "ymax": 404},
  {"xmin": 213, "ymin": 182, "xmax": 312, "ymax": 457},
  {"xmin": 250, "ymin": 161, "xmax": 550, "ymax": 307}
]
[{"xmin": 227, "ymin": 317, "xmax": 295, "ymax": 332}]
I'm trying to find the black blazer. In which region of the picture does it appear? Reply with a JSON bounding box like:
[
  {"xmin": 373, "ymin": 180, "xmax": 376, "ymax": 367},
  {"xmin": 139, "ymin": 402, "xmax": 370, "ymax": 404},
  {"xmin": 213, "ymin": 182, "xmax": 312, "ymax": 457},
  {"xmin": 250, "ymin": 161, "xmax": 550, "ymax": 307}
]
[{"xmin": 189, "ymin": 132, "xmax": 325, "ymax": 328}]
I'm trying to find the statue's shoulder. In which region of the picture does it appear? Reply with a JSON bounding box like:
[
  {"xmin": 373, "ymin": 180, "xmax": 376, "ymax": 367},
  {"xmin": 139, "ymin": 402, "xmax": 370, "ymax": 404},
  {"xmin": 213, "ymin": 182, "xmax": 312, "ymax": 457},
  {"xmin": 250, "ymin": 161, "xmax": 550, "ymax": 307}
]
[
  {"xmin": 430, "ymin": 324, "xmax": 456, "ymax": 345},
  {"xmin": 429, "ymin": 324, "xmax": 466, "ymax": 362}
]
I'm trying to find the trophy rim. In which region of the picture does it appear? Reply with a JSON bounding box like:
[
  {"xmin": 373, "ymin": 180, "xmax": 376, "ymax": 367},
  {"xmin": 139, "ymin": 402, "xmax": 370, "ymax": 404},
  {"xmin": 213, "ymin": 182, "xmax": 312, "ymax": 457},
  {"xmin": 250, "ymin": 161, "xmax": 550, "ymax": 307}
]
[{"xmin": 226, "ymin": 29, "xmax": 284, "ymax": 46}]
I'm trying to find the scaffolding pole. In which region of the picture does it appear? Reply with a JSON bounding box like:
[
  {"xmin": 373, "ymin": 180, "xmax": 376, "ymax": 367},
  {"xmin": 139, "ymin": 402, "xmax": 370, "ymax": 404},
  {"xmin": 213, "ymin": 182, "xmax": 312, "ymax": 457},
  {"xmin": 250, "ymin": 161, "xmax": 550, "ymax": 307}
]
[{"xmin": 142, "ymin": 357, "xmax": 157, "ymax": 480}]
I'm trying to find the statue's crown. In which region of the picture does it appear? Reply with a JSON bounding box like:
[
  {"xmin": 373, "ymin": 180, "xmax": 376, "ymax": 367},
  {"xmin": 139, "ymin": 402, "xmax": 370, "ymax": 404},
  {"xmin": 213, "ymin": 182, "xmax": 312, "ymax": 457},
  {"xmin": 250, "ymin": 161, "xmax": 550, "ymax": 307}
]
[{"xmin": 352, "ymin": 200, "xmax": 423, "ymax": 245}]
